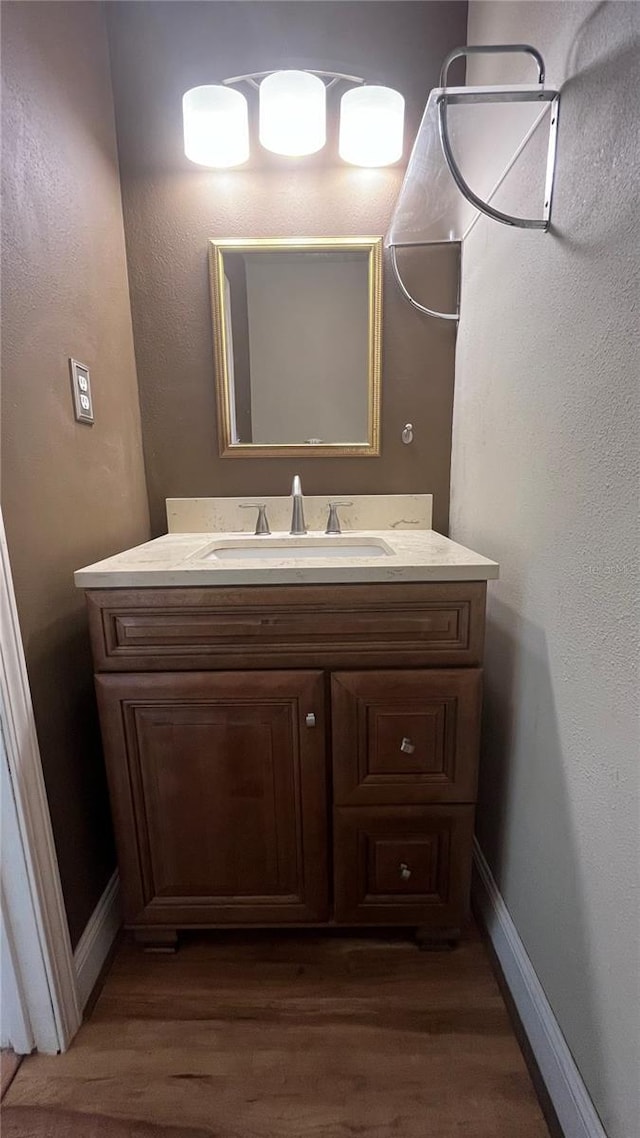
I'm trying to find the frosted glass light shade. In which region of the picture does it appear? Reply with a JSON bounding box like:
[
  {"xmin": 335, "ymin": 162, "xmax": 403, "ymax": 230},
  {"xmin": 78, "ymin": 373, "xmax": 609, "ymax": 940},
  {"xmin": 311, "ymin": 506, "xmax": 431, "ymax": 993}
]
[
  {"xmin": 183, "ymin": 85, "xmax": 249, "ymax": 168},
  {"xmin": 259, "ymin": 71, "xmax": 326, "ymax": 156},
  {"xmin": 339, "ymin": 85, "xmax": 405, "ymax": 167}
]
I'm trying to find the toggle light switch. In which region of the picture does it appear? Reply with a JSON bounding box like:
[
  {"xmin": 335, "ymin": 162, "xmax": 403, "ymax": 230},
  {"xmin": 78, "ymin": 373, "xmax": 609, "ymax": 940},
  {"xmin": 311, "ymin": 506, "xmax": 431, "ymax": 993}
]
[{"xmin": 69, "ymin": 358, "xmax": 94, "ymax": 424}]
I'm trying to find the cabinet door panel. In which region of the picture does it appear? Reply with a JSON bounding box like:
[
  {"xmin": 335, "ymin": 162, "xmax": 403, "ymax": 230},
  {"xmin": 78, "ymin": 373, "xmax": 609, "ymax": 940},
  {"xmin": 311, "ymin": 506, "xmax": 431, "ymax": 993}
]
[
  {"xmin": 96, "ymin": 671, "xmax": 328, "ymax": 926},
  {"xmin": 334, "ymin": 805, "xmax": 474, "ymax": 926},
  {"xmin": 134, "ymin": 703, "xmax": 298, "ymax": 898},
  {"xmin": 332, "ymin": 670, "xmax": 481, "ymax": 805}
]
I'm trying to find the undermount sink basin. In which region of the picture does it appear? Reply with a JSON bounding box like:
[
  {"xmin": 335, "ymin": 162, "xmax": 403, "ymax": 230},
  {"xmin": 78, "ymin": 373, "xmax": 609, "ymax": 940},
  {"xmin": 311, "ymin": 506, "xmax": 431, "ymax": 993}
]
[{"xmin": 198, "ymin": 536, "xmax": 393, "ymax": 561}]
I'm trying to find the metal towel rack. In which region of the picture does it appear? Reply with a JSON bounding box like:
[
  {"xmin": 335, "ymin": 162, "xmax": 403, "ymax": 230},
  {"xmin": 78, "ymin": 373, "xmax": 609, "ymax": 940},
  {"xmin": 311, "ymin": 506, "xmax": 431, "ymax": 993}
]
[{"xmin": 387, "ymin": 43, "xmax": 561, "ymax": 322}]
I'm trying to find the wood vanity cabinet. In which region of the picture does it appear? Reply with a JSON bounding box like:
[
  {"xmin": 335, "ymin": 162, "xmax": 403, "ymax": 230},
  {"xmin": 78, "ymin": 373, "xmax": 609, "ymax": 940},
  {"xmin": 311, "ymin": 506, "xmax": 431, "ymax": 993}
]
[{"xmin": 87, "ymin": 581, "xmax": 486, "ymax": 948}]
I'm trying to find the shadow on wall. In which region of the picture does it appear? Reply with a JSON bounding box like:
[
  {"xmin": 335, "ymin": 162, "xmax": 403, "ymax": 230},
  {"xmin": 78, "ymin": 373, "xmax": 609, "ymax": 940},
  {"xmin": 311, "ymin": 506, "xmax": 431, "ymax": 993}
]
[
  {"xmin": 563, "ymin": 1, "xmax": 609, "ymax": 85},
  {"xmin": 23, "ymin": 604, "xmax": 116, "ymax": 945},
  {"xmin": 476, "ymin": 596, "xmax": 604, "ymax": 1088},
  {"xmin": 5, "ymin": 2, "xmax": 119, "ymax": 167},
  {"xmin": 553, "ymin": 8, "xmax": 640, "ymax": 249}
]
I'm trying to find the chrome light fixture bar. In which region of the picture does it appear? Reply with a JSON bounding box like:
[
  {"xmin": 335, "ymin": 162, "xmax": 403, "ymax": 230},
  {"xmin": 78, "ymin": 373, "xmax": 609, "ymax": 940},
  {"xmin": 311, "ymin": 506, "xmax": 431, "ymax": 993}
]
[{"xmin": 182, "ymin": 69, "xmax": 405, "ymax": 169}]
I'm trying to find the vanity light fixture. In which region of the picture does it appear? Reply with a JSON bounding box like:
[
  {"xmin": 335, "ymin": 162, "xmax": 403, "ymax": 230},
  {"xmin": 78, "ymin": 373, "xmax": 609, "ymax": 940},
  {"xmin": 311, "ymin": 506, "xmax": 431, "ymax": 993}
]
[
  {"xmin": 182, "ymin": 84, "xmax": 249, "ymax": 168},
  {"xmin": 182, "ymin": 70, "xmax": 404, "ymax": 168},
  {"xmin": 339, "ymin": 85, "xmax": 405, "ymax": 167},
  {"xmin": 259, "ymin": 70, "xmax": 326, "ymax": 156}
]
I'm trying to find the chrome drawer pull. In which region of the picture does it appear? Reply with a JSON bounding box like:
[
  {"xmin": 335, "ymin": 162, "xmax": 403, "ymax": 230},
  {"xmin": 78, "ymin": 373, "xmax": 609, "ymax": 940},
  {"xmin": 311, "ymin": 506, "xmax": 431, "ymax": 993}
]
[
  {"xmin": 399, "ymin": 863, "xmax": 412, "ymax": 880},
  {"xmin": 400, "ymin": 737, "xmax": 415, "ymax": 754},
  {"xmin": 305, "ymin": 712, "xmax": 316, "ymax": 728}
]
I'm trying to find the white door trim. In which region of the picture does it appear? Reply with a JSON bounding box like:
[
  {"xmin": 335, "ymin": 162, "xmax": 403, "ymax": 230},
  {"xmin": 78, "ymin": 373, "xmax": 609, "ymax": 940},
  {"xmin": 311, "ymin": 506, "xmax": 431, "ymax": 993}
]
[
  {"xmin": 0, "ymin": 508, "xmax": 81, "ymax": 1053},
  {"xmin": 1, "ymin": 899, "xmax": 34, "ymax": 1054}
]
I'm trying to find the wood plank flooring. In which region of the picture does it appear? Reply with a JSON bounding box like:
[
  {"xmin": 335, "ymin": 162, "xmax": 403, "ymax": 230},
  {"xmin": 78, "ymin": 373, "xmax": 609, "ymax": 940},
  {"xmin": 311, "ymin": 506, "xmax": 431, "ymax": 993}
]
[
  {"xmin": 1, "ymin": 1051, "xmax": 21, "ymax": 1099},
  {"xmin": 3, "ymin": 926, "xmax": 550, "ymax": 1138}
]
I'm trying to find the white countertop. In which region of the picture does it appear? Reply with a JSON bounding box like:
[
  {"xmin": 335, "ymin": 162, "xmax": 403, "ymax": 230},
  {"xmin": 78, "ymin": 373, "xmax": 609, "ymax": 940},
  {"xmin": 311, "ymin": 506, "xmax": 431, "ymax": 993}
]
[{"xmin": 74, "ymin": 529, "xmax": 499, "ymax": 588}]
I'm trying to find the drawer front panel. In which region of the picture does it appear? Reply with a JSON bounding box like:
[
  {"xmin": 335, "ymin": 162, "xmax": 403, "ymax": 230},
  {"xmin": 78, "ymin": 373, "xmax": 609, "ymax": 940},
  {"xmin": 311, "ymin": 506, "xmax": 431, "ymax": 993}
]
[
  {"xmin": 87, "ymin": 583, "xmax": 486, "ymax": 671},
  {"xmin": 334, "ymin": 805, "xmax": 474, "ymax": 926},
  {"xmin": 332, "ymin": 670, "xmax": 481, "ymax": 805}
]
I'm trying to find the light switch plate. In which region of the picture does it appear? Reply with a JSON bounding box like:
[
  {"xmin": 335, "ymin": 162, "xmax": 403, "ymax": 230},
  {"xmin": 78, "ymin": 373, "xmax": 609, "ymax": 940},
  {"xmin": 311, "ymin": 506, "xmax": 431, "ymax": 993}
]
[{"xmin": 69, "ymin": 358, "xmax": 94, "ymax": 424}]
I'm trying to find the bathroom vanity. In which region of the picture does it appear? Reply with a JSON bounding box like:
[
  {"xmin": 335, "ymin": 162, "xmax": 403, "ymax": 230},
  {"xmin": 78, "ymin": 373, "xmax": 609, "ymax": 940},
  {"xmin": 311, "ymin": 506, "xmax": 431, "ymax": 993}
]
[{"xmin": 76, "ymin": 496, "xmax": 498, "ymax": 950}]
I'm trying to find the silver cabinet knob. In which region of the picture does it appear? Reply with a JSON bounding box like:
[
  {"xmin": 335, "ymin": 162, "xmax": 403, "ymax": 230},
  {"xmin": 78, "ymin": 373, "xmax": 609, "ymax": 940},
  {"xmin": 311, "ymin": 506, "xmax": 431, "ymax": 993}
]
[
  {"xmin": 400, "ymin": 737, "xmax": 415, "ymax": 754},
  {"xmin": 399, "ymin": 863, "xmax": 412, "ymax": 880},
  {"xmin": 305, "ymin": 713, "xmax": 316, "ymax": 728}
]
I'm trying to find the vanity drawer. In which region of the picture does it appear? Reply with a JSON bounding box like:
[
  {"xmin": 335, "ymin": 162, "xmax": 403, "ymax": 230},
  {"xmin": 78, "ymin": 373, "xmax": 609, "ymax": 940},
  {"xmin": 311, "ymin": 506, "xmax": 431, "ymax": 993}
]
[
  {"xmin": 331, "ymin": 669, "xmax": 481, "ymax": 805},
  {"xmin": 86, "ymin": 582, "xmax": 486, "ymax": 671},
  {"xmin": 333, "ymin": 805, "xmax": 474, "ymax": 926}
]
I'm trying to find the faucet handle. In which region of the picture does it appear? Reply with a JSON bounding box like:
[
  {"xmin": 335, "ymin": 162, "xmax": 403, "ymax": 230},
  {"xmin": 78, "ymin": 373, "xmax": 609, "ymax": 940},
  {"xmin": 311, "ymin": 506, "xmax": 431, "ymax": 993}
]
[
  {"xmin": 325, "ymin": 501, "xmax": 353, "ymax": 535},
  {"xmin": 240, "ymin": 503, "xmax": 270, "ymax": 535}
]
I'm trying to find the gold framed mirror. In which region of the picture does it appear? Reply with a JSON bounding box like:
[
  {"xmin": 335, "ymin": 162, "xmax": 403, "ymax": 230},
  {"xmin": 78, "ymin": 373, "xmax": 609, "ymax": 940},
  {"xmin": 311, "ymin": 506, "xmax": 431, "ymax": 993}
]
[{"xmin": 209, "ymin": 236, "xmax": 382, "ymax": 458}]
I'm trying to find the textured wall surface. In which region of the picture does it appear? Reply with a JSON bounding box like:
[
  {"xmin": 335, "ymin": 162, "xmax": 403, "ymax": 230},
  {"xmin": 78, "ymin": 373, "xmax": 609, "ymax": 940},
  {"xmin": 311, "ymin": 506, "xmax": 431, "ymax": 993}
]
[
  {"xmin": 450, "ymin": 4, "xmax": 640, "ymax": 1136},
  {"xmin": 1, "ymin": 1, "xmax": 150, "ymax": 944},
  {"xmin": 107, "ymin": 1, "xmax": 467, "ymax": 534}
]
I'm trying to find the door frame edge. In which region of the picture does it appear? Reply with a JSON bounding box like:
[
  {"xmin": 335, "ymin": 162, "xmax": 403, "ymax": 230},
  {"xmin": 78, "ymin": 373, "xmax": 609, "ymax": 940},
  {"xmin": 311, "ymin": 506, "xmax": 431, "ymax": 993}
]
[{"xmin": 0, "ymin": 508, "xmax": 82, "ymax": 1053}]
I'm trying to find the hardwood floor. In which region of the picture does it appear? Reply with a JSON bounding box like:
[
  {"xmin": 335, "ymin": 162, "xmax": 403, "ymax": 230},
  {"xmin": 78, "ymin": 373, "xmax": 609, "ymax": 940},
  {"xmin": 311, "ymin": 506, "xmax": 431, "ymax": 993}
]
[
  {"xmin": 3, "ymin": 925, "xmax": 550, "ymax": 1137},
  {"xmin": 1, "ymin": 1051, "xmax": 21, "ymax": 1099}
]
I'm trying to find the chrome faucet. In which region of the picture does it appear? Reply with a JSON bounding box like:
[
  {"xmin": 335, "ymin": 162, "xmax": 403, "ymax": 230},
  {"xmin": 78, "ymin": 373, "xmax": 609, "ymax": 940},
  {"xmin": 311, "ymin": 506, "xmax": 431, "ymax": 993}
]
[{"xmin": 290, "ymin": 474, "xmax": 307, "ymax": 535}]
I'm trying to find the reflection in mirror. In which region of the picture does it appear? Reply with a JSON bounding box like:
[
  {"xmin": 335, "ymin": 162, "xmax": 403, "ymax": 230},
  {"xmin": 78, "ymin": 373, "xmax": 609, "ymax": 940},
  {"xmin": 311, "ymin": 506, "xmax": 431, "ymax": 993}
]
[{"xmin": 209, "ymin": 238, "xmax": 382, "ymax": 458}]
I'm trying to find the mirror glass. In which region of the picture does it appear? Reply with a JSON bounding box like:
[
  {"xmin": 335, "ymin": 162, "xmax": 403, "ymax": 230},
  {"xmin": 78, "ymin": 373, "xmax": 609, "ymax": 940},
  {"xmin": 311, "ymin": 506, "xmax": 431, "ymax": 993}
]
[{"xmin": 209, "ymin": 238, "xmax": 382, "ymax": 457}]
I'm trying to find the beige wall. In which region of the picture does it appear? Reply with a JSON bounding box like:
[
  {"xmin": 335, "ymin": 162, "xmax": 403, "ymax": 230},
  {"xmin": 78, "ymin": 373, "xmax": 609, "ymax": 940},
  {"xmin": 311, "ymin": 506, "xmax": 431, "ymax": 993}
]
[
  {"xmin": 450, "ymin": 4, "xmax": 640, "ymax": 1136},
  {"xmin": 1, "ymin": 1, "xmax": 150, "ymax": 945},
  {"xmin": 245, "ymin": 254, "xmax": 369, "ymax": 444},
  {"xmin": 107, "ymin": 1, "xmax": 467, "ymax": 535}
]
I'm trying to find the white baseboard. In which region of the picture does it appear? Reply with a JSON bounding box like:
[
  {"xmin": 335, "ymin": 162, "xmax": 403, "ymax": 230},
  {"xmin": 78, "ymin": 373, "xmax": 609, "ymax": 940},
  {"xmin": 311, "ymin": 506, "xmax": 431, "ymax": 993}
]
[
  {"xmin": 73, "ymin": 871, "xmax": 121, "ymax": 1011},
  {"xmin": 472, "ymin": 840, "xmax": 607, "ymax": 1138}
]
